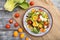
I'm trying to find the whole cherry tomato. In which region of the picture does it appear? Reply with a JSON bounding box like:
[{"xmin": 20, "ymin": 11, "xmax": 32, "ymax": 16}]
[
  {"xmin": 14, "ymin": 23, "xmax": 19, "ymax": 27},
  {"xmin": 14, "ymin": 13, "xmax": 20, "ymax": 18},
  {"xmin": 5, "ymin": 24, "xmax": 10, "ymax": 29},
  {"xmin": 9, "ymin": 19, "xmax": 13, "ymax": 24},
  {"xmin": 30, "ymin": 1, "xmax": 34, "ymax": 6}
]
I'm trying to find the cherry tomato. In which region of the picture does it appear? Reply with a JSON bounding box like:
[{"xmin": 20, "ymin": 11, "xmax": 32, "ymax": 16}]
[
  {"xmin": 27, "ymin": 20, "xmax": 32, "ymax": 25},
  {"xmin": 9, "ymin": 19, "xmax": 13, "ymax": 24},
  {"xmin": 37, "ymin": 18, "xmax": 41, "ymax": 22},
  {"xmin": 25, "ymin": 37, "xmax": 29, "ymax": 40},
  {"xmin": 38, "ymin": 14, "xmax": 41, "ymax": 17},
  {"xmin": 44, "ymin": 22, "xmax": 49, "ymax": 28},
  {"xmin": 20, "ymin": 33, "xmax": 25, "ymax": 38},
  {"xmin": 44, "ymin": 22, "xmax": 49, "ymax": 26},
  {"xmin": 13, "ymin": 31, "xmax": 18, "ymax": 37},
  {"xmin": 5, "ymin": 24, "xmax": 10, "ymax": 29},
  {"xmin": 18, "ymin": 28, "xmax": 23, "ymax": 33},
  {"xmin": 30, "ymin": 1, "xmax": 34, "ymax": 6},
  {"xmin": 14, "ymin": 13, "xmax": 20, "ymax": 18},
  {"xmin": 14, "ymin": 23, "xmax": 19, "ymax": 27},
  {"xmin": 40, "ymin": 28, "xmax": 45, "ymax": 32}
]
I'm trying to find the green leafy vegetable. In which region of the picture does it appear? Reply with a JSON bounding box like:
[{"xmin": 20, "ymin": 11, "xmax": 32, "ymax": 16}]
[
  {"xmin": 14, "ymin": 0, "xmax": 24, "ymax": 3},
  {"xmin": 4, "ymin": 0, "xmax": 17, "ymax": 11},
  {"xmin": 19, "ymin": 0, "xmax": 24, "ymax": 3},
  {"xmin": 32, "ymin": 27, "xmax": 39, "ymax": 34},
  {"xmin": 4, "ymin": 0, "xmax": 29, "ymax": 11},
  {"xmin": 19, "ymin": 2, "xmax": 29, "ymax": 9},
  {"xmin": 28, "ymin": 12, "xmax": 34, "ymax": 18},
  {"xmin": 41, "ymin": 12, "xmax": 48, "ymax": 19}
]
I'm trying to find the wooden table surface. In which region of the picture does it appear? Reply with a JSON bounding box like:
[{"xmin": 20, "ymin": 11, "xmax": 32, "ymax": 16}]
[{"xmin": 13, "ymin": 0, "xmax": 60, "ymax": 40}]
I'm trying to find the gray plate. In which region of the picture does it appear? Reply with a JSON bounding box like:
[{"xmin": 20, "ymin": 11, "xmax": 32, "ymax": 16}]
[{"xmin": 23, "ymin": 6, "xmax": 53, "ymax": 36}]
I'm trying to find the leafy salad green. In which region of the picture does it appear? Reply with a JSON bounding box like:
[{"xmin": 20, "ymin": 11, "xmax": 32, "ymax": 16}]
[{"xmin": 4, "ymin": 0, "xmax": 29, "ymax": 11}]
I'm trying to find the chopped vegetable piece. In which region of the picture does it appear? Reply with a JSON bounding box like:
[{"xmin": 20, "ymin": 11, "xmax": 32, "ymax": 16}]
[
  {"xmin": 27, "ymin": 25, "xmax": 33, "ymax": 30},
  {"xmin": 44, "ymin": 26, "xmax": 48, "ymax": 28},
  {"xmin": 40, "ymin": 28, "xmax": 45, "ymax": 32},
  {"xmin": 32, "ymin": 27, "xmax": 39, "ymax": 34},
  {"xmin": 9, "ymin": 19, "xmax": 13, "ymax": 24},
  {"xmin": 19, "ymin": 2, "xmax": 29, "ymax": 9},
  {"xmin": 20, "ymin": 33, "xmax": 25, "ymax": 38},
  {"xmin": 37, "ymin": 17, "xmax": 41, "ymax": 22},
  {"xmin": 42, "ymin": 12, "xmax": 48, "ymax": 19},
  {"xmin": 14, "ymin": 13, "xmax": 20, "ymax": 18},
  {"xmin": 32, "ymin": 21, "xmax": 38, "ymax": 27},
  {"xmin": 30, "ymin": 1, "xmax": 34, "ymax": 6},
  {"xmin": 25, "ymin": 37, "xmax": 29, "ymax": 40},
  {"xmin": 38, "ymin": 14, "xmax": 41, "ymax": 17},
  {"xmin": 14, "ymin": 23, "xmax": 19, "ymax": 27},
  {"xmin": 40, "ymin": 15, "xmax": 47, "ymax": 21},
  {"xmin": 18, "ymin": 28, "xmax": 23, "ymax": 32},
  {"xmin": 44, "ymin": 21, "xmax": 49, "ymax": 26},
  {"xmin": 27, "ymin": 20, "xmax": 32, "ymax": 25},
  {"xmin": 13, "ymin": 31, "xmax": 18, "ymax": 37},
  {"xmin": 32, "ymin": 15, "xmax": 38, "ymax": 21},
  {"xmin": 40, "ymin": 21, "xmax": 44, "ymax": 24},
  {"xmin": 5, "ymin": 24, "xmax": 10, "ymax": 29},
  {"xmin": 31, "ymin": 9, "xmax": 36, "ymax": 12},
  {"xmin": 38, "ymin": 24, "xmax": 43, "ymax": 28}
]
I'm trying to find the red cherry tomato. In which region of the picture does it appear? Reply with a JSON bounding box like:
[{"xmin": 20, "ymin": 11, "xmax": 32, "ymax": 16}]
[
  {"xmin": 9, "ymin": 19, "xmax": 13, "ymax": 24},
  {"xmin": 38, "ymin": 14, "xmax": 41, "ymax": 17},
  {"xmin": 44, "ymin": 22, "xmax": 49, "ymax": 26},
  {"xmin": 5, "ymin": 24, "xmax": 10, "ymax": 29},
  {"xmin": 37, "ymin": 18, "xmax": 41, "ymax": 22},
  {"xmin": 30, "ymin": 1, "xmax": 34, "ymax": 6},
  {"xmin": 40, "ymin": 28, "xmax": 45, "ymax": 32},
  {"xmin": 14, "ymin": 23, "xmax": 19, "ymax": 27},
  {"xmin": 14, "ymin": 13, "xmax": 20, "ymax": 18},
  {"xmin": 27, "ymin": 20, "xmax": 32, "ymax": 25}
]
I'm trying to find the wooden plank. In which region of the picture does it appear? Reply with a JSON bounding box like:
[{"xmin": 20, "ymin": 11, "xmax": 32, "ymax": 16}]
[{"xmin": 13, "ymin": 0, "xmax": 60, "ymax": 40}]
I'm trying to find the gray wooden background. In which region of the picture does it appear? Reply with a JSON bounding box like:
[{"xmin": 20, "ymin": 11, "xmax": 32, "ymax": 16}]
[{"xmin": 0, "ymin": 0, "xmax": 60, "ymax": 40}]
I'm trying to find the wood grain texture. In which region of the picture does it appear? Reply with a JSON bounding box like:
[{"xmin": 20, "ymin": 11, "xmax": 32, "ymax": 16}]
[{"xmin": 13, "ymin": 0, "xmax": 60, "ymax": 40}]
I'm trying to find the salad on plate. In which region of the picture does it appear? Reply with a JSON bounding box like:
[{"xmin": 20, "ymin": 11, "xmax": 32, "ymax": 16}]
[
  {"xmin": 26, "ymin": 8, "xmax": 49, "ymax": 34},
  {"xmin": 23, "ymin": 6, "xmax": 53, "ymax": 36}
]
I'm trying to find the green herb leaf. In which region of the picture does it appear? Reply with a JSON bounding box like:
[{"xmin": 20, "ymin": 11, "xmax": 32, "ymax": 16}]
[
  {"xmin": 19, "ymin": 2, "xmax": 29, "ymax": 9},
  {"xmin": 32, "ymin": 27, "xmax": 39, "ymax": 34}
]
